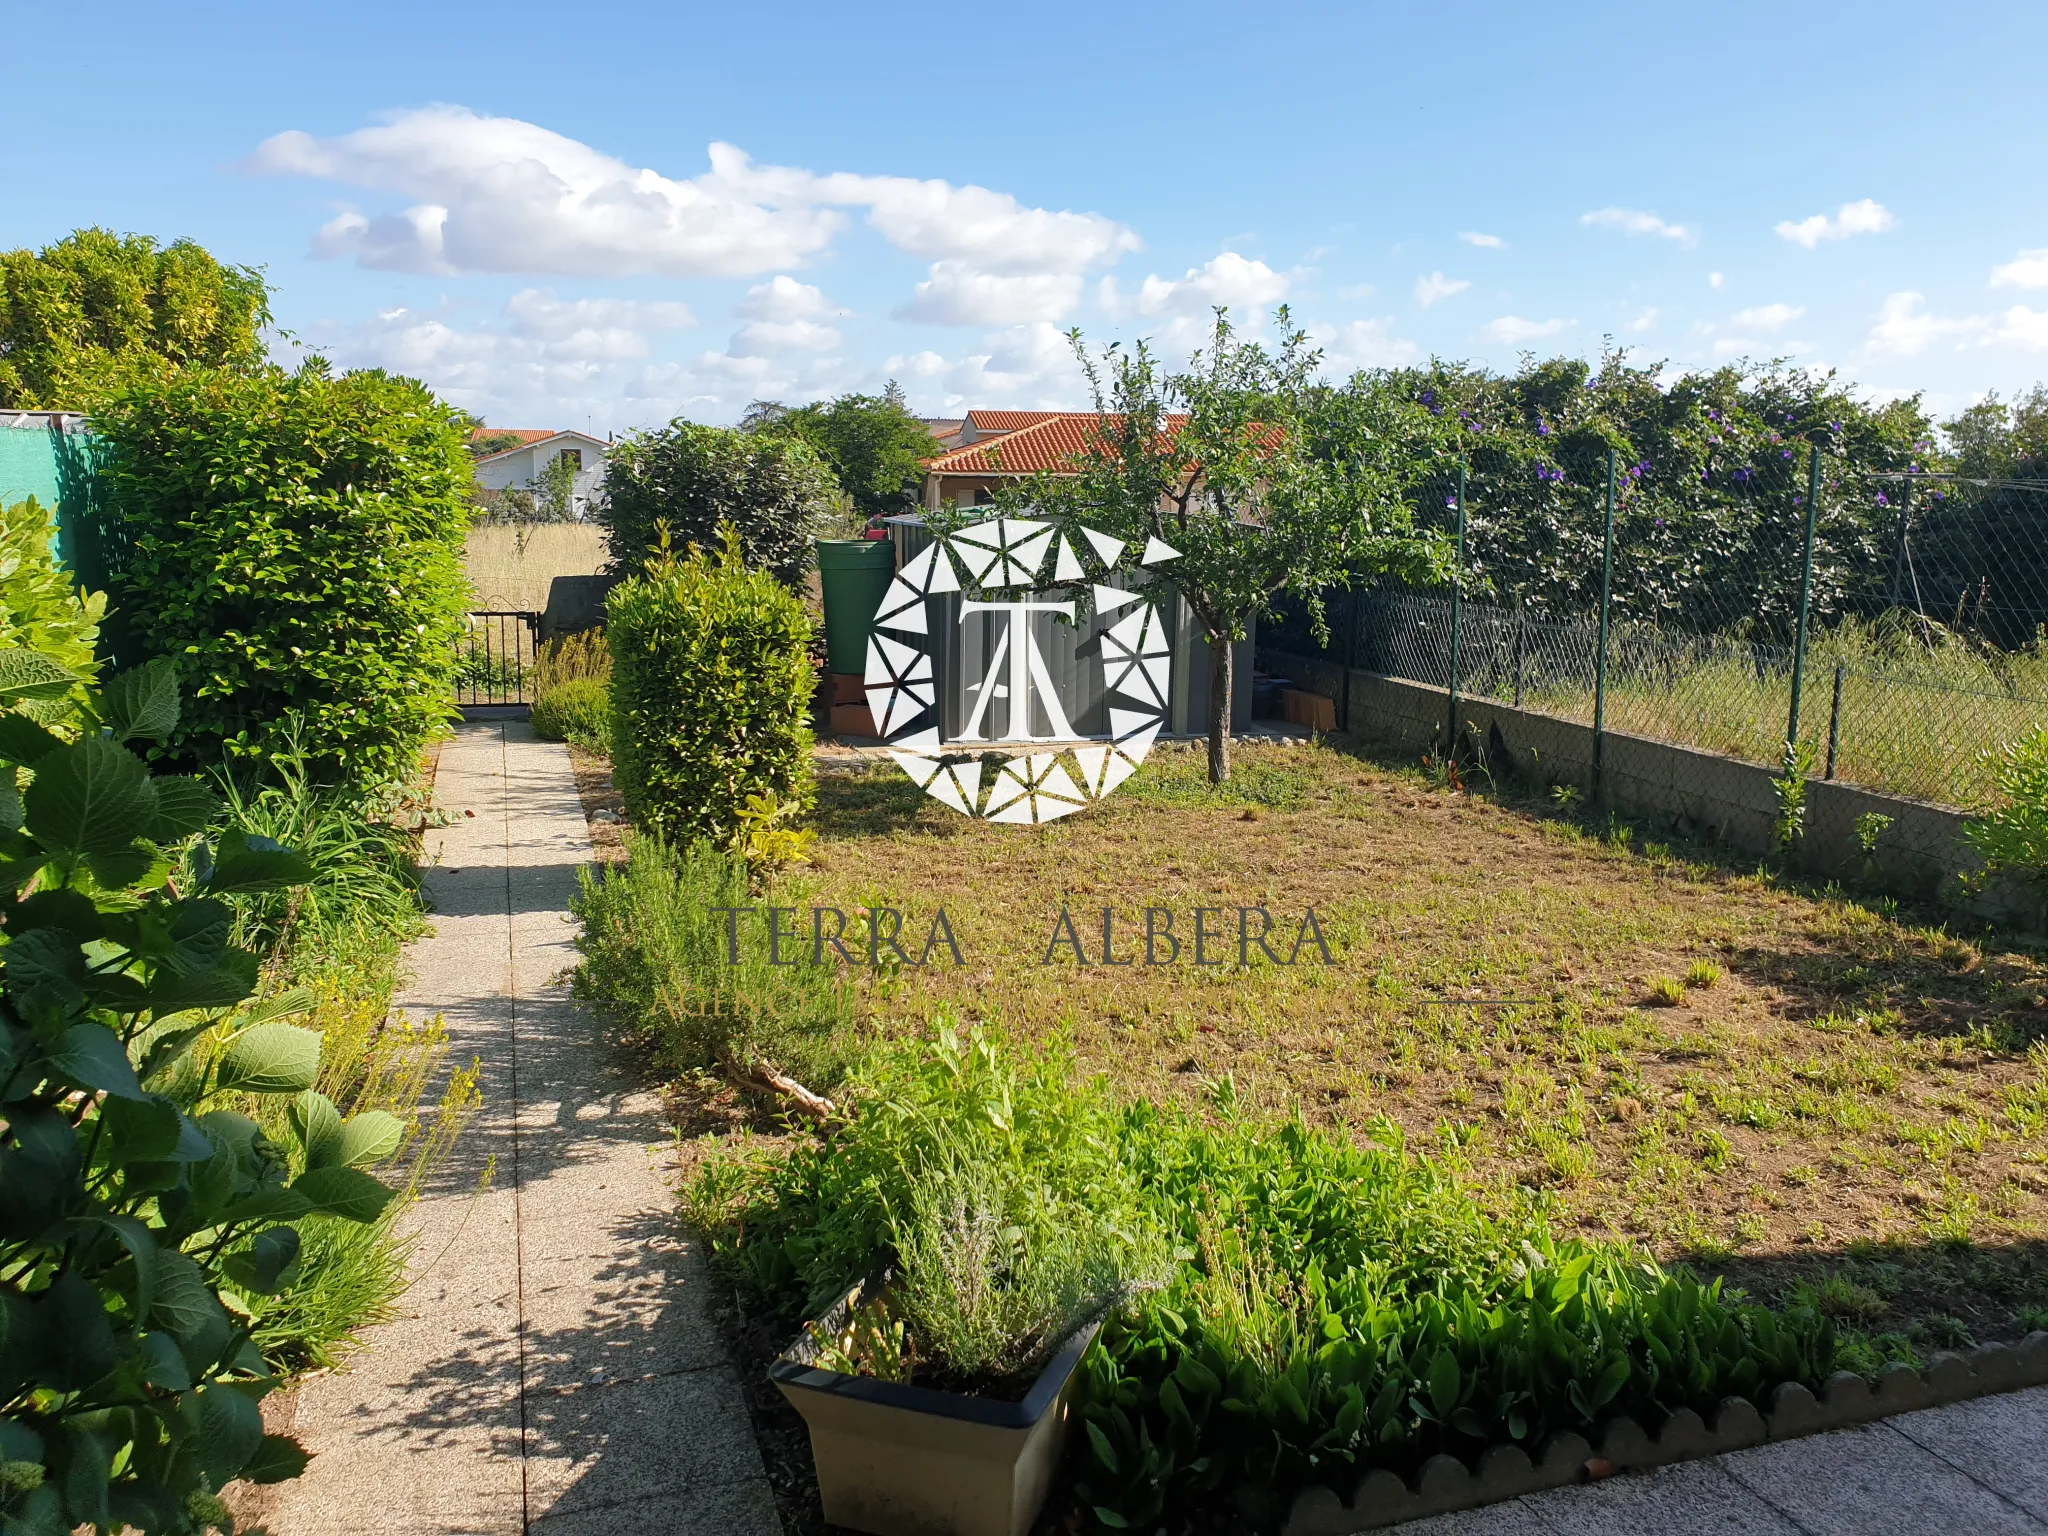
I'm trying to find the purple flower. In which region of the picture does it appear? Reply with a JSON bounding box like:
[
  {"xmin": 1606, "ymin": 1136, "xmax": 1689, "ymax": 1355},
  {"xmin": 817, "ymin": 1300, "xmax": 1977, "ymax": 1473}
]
[
  {"xmin": 1536, "ymin": 421, "xmax": 1551, "ymax": 436},
  {"xmin": 1781, "ymin": 449, "xmax": 1793, "ymax": 459},
  {"xmin": 1655, "ymin": 517, "xmax": 1667, "ymax": 528},
  {"xmin": 1875, "ymin": 492, "xmax": 1890, "ymax": 507},
  {"xmin": 1446, "ymin": 495, "xmax": 1457, "ymax": 507}
]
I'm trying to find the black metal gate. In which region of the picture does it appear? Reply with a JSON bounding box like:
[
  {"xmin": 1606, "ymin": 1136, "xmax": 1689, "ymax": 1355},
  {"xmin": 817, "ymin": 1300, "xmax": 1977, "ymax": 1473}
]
[{"xmin": 456, "ymin": 611, "xmax": 542, "ymax": 705}]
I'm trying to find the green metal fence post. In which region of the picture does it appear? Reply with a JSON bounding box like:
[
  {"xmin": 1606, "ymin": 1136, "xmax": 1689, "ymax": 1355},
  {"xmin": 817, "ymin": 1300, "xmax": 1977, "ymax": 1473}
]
[
  {"xmin": 1341, "ymin": 585, "xmax": 1357, "ymax": 731},
  {"xmin": 1824, "ymin": 662, "xmax": 1844, "ymax": 779},
  {"xmin": 1446, "ymin": 460, "xmax": 1467, "ymax": 753},
  {"xmin": 1592, "ymin": 448, "xmax": 1617, "ymax": 804},
  {"xmin": 1787, "ymin": 443, "xmax": 1822, "ymax": 749},
  {"xmin": 1887, "ymin": 477, "xmax": 1911, "ymax": 609}
]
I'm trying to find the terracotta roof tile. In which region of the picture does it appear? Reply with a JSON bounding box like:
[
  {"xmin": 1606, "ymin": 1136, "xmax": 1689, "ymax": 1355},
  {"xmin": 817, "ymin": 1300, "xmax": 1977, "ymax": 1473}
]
[
  {"xmin": 470, "ymin": 428, "xmax": 557, "ymax": 445},
  {"xmin": 926, "ymin": 413, "xmax": 1190, "ymax": 476}
]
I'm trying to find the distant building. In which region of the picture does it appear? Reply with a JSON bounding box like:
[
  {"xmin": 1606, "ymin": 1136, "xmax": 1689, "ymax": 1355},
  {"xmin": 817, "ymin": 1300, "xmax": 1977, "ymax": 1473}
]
[
  {"xmin": 470, "ymin": 429, "xmax": 611, "ymax": 517},
  {"xmin": 918, "ymin": 410, "xmax": 1188, "ymax": 511}
]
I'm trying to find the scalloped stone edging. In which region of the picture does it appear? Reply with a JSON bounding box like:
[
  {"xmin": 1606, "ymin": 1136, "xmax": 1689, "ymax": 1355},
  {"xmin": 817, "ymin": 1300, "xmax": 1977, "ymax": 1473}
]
[{"xmin": 1283, "ymin": 1332, "xmax": 2048, "ymax": 1534}]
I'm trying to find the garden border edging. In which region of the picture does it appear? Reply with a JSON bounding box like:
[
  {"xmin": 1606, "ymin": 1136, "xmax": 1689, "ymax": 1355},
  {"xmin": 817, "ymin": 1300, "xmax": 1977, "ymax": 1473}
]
[{"xmin": 1283, "ymin": 1331, "xmax": 2048, "ymax": 1533}]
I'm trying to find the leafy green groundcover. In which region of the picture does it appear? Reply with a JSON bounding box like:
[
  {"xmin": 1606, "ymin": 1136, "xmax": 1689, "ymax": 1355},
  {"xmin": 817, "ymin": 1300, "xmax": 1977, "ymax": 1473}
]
[
  {"xmin": 0, "ymin": 657, "xmax": 400, "ymax": 1533},
  {"xmin": 692, "ymin": 1028, "xmax": 1834, "ymax": 1533}
]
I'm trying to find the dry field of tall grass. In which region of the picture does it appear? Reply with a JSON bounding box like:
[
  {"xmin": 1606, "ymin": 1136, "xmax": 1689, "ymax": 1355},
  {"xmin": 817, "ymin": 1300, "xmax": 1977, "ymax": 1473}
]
[{"xmin": 463, "ymin": 523, "xmax": 608, "ymax": 611}]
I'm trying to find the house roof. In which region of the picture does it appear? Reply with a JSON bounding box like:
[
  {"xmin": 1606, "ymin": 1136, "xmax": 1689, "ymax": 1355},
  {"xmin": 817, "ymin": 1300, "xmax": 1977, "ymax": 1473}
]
[
  {"xmin": 471, "ymin": 428, "xmax": 610, "ymax": 465},
  {"xmin": 924, "ymin": 412, "xmax": 1190, "ymax": 477}
]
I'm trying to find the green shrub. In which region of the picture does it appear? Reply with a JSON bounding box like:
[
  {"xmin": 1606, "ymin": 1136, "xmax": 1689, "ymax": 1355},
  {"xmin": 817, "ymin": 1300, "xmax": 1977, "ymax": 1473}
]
[
  {"xmin": 0, "ymin": 228, "xmax": 270, "ymax": 408},
  {"xmin": 90, "ymin": 359, "xmax": 473, "ymax": 789},
  {"xmin": 0, "ymin": 497, "xmax": 104, "ymax": 715},
  {"xmin": 600, "ymin": 419, "xmax": 835, "ymax": 584},
  {"xmin": 607, "ymin": 529, "xmax": 815, "ymax": 843},
  {"xmin": 531, "ymin": 628, "xmax": 611, "ymax": 697},
  {"xmin": 532, "ymin": 675, "xmax": 612, "ymax": 748},
  {"xmin": 693, "ymin": 1028, "xmax": 1836, "ymax": 1532},
  {"xmin": 0, "ymin": 656, "xmax": 402, "ymax": 1531},
  {"xmin": 1964, "ymin": 726, "xmax": 2048, "ymax": 885},
  {"xmin": 571, "ymin": 829, "xmax": 852, "ymax": 1086}
]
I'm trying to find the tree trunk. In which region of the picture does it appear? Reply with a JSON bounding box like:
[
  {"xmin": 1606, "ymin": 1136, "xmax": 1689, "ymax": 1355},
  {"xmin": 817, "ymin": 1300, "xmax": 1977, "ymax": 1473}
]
[{"xmin": 1207, "ymin": 629, "xmax": 1233, "ymax": 784}]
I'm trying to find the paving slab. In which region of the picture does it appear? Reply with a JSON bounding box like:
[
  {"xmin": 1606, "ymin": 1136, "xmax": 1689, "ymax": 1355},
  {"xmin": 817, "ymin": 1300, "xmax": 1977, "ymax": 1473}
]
[
  {"xmin": 1384, "ymin": 1498, "xmax": 1550, "ymax": 1534},
  {"xmin": 1713, "ymin": 1416, "xmax": 2045, "ymax": 1536},
  {"xmin": 1890, "ymin": 1386, "xmax": 2048, "ymax": 1522},
  {"xmin": 1516, "ymin": 1457, "xmax": 1802, "ymax": 1535},
  {"xmin": 269, "ymin": 722, "xmax": 774, "ymax": 1535}
]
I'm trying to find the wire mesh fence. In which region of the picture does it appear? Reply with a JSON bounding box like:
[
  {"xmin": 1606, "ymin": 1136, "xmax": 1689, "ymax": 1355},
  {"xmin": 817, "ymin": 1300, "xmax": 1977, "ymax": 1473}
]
[{"xmin": 1270, "ymin": 452, "xmax": 2048, "ymax": 812}]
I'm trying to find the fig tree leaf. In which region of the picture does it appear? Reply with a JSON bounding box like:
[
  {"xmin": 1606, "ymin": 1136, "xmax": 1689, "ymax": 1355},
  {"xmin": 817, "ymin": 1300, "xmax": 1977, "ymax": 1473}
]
[
  {"xmin": 0, "ymin": 650, "xmax": 77, "ymax": 702},
  {"xmin": 23, "ymin": 736, "xmax": 157, "ymax": 857},
  {"xmin": 222, "ymin": 1226, "xmax": 302, "ymax": 1296},
  {"xmin": 287, "ymin": 1091, "xmax": 344, "ymax": 1170},
  {"xmin": 338, "ymin": 1110, "xmax": 403, "ymax": 1168},
  {"xmin": 147, "ymin": 777, "xmax": 218, "ymax": 841},
  {"xmin": 48, "ymin": 1023, "xmax": 145, "ymax": 1101},
  {"xmin": 204, "ymin": 828, "xmax": 312, "ymax": 895},
  {"xmin": 290, "ymin": 1164, "xmax": 394, "ymax": 1223},
  {"xmin": 0, "ymin": 713, "xmax": 63, "ymax": 766},
  {"xmin": 215, "ymin": 1022, "xmax": 320, "ymax": 1095},
  {"xmin": 102, "ymin": 659, "xmax": 179, "ymax": 744},
  {"xmin": 241, "ymin": 1434, "xmax": 311, "ymax": 1485}
]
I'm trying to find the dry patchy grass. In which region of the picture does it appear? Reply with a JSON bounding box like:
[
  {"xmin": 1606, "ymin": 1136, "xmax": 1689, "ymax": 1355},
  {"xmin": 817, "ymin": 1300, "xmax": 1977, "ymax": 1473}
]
[{"xmin": 774, "ymin": 735, "xmax": 2048, "ymax": 1344}]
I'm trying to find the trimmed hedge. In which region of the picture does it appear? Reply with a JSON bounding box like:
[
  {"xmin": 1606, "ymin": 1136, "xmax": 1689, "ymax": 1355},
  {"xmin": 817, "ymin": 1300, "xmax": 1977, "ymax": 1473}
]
[
  {"xmin": 599, "ymin": 419, "xmax": 834, "ymax": 586},
  {"xmin": 607, "ymin": 529, "xmax": 815, "ymax": 841},
  {"xmin": 91, "ymin": 360, "xmax": 472, "ymax": 788}
]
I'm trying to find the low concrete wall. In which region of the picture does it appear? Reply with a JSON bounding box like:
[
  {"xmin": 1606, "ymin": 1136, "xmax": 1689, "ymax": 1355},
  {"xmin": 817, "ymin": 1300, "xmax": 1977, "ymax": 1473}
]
[{"xmin": 1267, "ymin": 651, "xmax": 2034, "ymax": 926}]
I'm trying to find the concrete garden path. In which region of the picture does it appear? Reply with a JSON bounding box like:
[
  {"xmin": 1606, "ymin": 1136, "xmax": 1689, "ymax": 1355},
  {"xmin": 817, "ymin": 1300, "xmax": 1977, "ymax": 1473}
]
[{"xmin": 269, "ymin": 720, "xmax": 779, "ymax": 1536}]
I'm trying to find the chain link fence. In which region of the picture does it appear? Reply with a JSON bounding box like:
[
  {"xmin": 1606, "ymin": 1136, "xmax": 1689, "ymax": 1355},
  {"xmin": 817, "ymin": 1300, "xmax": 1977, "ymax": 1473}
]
[{"xmin": 1270, "ymin": 452, "xmax": 2048, "ymax": 812}]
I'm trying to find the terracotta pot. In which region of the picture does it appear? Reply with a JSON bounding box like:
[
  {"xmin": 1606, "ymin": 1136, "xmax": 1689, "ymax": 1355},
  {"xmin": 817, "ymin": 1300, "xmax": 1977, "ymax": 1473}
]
[{"xmin": 770, "ymin": 1287, "xmax": 1100, "ymax": 1536}]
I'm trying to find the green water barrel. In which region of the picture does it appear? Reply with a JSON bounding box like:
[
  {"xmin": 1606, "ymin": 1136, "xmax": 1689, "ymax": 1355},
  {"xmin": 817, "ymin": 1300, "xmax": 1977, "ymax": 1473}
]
[{"xmin": 817, "ymin": 538, "xmax": 897, "ymax": 675}]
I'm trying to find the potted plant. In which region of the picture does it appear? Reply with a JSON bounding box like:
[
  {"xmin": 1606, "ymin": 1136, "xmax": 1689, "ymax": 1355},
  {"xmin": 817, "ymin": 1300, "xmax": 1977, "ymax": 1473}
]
[
  {"xmin": 772, "ymin": 1280, "xmax": 1100, "ymax": 1536},
  {"xmin": 769, "ymin": 1162, "xmax": 1156, "ymax": 1536}
]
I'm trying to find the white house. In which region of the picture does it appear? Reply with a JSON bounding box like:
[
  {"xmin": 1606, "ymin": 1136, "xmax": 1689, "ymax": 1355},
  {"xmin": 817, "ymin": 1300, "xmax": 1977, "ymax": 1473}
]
[{"xmin": 470, "ymin": 429, "xmax": 611, "ymax": 517}]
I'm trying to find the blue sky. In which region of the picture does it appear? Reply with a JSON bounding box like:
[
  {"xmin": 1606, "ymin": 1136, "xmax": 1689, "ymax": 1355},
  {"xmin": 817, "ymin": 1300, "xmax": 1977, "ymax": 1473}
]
[{"xmin": 9, "ymin": 1, "xmax": 2048, "ymax": 433}]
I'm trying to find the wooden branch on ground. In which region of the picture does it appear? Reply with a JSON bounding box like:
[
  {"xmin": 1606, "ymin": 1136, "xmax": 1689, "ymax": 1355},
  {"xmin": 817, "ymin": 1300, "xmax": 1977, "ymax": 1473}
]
[{"xmin": 728, "ymin": 1055, "xmax": 837, "ymax": 1124}]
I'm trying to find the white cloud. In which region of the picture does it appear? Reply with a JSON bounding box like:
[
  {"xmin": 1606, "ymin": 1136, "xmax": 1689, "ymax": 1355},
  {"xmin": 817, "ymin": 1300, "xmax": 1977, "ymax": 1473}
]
[
  {"xmin": 727, "ymin": 318, "xmax": 843, "ymax": 357},
  {"xmin": 1990, "ymin": 249, "xmax": 2048, "ymax": 290},
  {"xmin": 880, "ymin": 322, "xmax": 1089, "ymax": 414},
  {"xmin": 1335, "ymin": 282, "xmax": 1378, "ymax": 301},
  {"xmin": 736, "ymin": 275, "xmax": 841, "ymax": 323},
  {"xmin": 1629, "ymin": 307, "xmax": 1659, "ymax": 333},
  {"xmin": 897, "ymin": 262, "xmax": 1083, "ymax": 325},
  {"xmin": 1987, "ymin": 306, "xmax": 2048, "ymax": 352},
  {"xmin": 1731, "ymin": 303, "xmax": 1805, "ymax": 332},
  {"xmin": 1708, "ymin": 272, "xmax": 1725, "ymax": 289},
  {"xmin": 1414, "ymin": 271, "xmax": 1470, "ymax": 307},
  {"xmin": 1484, "ymin": 315, "xmax": 1574, "ymax": 345},
  {"xmin": 251, "ymin": 105, "xmax": 1138, "ymax": 280},
  {"xmin": 1864, "ymin": 291, "xmax": 1983, "ymax": 357},
  {"xmin": 497, "ymin": 288, "xmax": 697, "ymax": 360},
  {"xmin": 723, "ymin": 150, "xmax": 1139, "ymax": 274},
  {"xmin": 1130, "ymin": 252, "xmax": 1291, "ymax": 317},
  {"xmin": 1458, "ymin": 231, "xmax": 1505, "ymax": 249},
  {"xmin": 1315, "ymin": 317, "xmax": 1420, "ymax": 371},
  {"xmin": 1774, "ymin": 198, "xmax": 1896, "ymax": 249},
  {"xmin": 1580, "ymin": 207, "xmax": 1696, "ymax": 244},
  {"xmin": 726, "ymin": 277, "xmax": 847, "ymax": 355}
]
